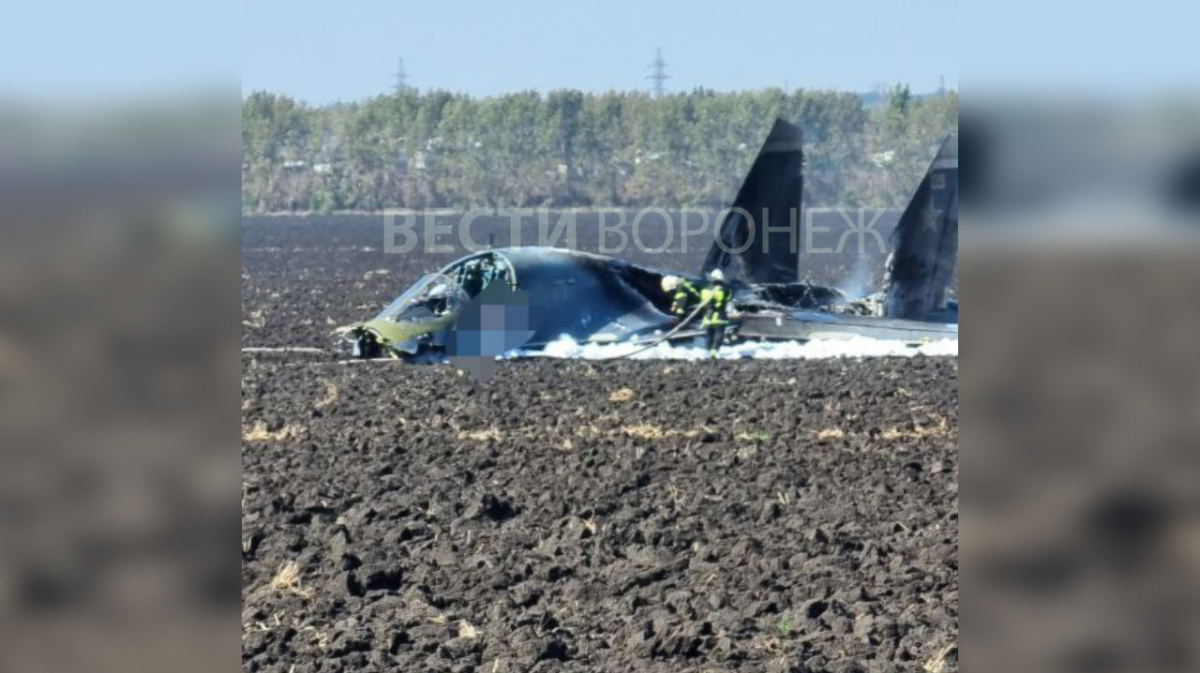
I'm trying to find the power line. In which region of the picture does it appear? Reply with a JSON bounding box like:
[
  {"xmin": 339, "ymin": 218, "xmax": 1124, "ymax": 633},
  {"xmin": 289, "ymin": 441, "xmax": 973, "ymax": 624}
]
[
  {"xmin": 394, "ymin": 58, "xmax": 409, "ymax": 93},
  {"xmin": 646, "ymin": 47, "xmax": 669, "ymax": 98}
]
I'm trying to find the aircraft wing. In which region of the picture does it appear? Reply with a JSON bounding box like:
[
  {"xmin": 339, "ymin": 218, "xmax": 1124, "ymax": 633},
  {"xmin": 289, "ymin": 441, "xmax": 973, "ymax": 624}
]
[{"xmin": 737, "ymin": 309, "xmax": 958, "ymax": 344}]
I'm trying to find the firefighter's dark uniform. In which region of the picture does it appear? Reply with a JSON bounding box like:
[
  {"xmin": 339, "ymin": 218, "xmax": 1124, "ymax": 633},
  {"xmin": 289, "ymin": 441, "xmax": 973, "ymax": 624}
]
[
  {"xmin": 670, "ymin": 278, "xmax": 702, "ymax": 318},
  {"xmin": 701, "ymin": 281, "xmax": 732, "ymax": 356}
]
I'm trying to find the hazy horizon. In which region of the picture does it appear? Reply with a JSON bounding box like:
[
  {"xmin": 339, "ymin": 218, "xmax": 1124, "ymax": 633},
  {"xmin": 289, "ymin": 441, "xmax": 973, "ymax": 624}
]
[
  {"xmin": 240, "ymin": 83, "xmax": 955, "ymax": 106},
  {"xmin": 240, "ymin": 0, "xmax": 958, "ymax": 105}
]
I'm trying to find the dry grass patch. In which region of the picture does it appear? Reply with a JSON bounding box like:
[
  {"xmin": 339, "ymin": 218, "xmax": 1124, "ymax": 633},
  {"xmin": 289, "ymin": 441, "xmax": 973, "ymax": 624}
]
[
  {"xmin": 270, "ymin": 560, "xmax": 314, "ymax": 598},
  {"xmin": 574, "ymin": 423, "xmax": 700, "ymax": 442},
  {"xmin": 736, "ymin": 430, "xmax": 771, "ymax": 443},
  {"xmin": 816, "ymin": 427, "xmax": 845, "ymax": 440},
  {"xmin": 458, "ymin": 620, "xmax": 479, "ymax": 639},
  {"xmin": 809, "ymin": 416, "xmax": 954, "ymax": 443},
  {"xmin": 458, "ymin": 427, "xmax": 503, "ymax": 442},
  {"xmin": 923, "ymin": 644, "xmax": 957, "ymax": 673},
  {"xmin": 608, "ymin": 387, "xmax": 634, "ymax": 402},
  {"xmin": 736, "ymin": 444, "xmax": 758, "ymax": 460},
  {"xmin": 314, "ymin": 381, "xmax": 339, "ymax": 409},
  {"xmin": 242, "ymin": 421, "xmax": 304, "ymax": 443},
  {"xmin": 242, "ymin": 309, "xmax": 266, "ymax": 330},
  {"xmin": 620, "ymin": 424, "xmax": 698, "ymax": 440},
  {"xmin": 881, "ymin": 416, "xmax": 952, "ymax": 441},
  {"xmin": 623, "ymin": 424, "xmax": 665, "ymax": 440}
]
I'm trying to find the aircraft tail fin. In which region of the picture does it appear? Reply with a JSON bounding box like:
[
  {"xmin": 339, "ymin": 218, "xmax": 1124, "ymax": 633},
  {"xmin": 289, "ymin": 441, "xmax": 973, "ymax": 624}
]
[
  {"xmin": 701, "ymin": 118, "xmax": 804, "ymax": 284},
  {"xmin": 883, "ymin": 134, "xmax": 959, "ymax": 321}
]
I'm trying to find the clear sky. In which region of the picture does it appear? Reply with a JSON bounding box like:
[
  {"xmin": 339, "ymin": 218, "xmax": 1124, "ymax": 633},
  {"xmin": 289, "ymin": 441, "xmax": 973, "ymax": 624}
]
[
  {"xmin": 5, "ymin": 1, "xmax": 1197, "ymax": 105},
  {"xmin": 239, "ymin": 0, "xmax": 959, "ymax": 103}
]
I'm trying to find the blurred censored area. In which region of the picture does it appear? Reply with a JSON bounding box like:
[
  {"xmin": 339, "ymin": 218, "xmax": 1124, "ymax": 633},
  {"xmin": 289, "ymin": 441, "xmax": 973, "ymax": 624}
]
[
  {"xmin": 963, "ymin": 0, "xmax": 1200, "ymax": 661},
  {"xmin": 0, "ymin": 96, "xmax": 238, "ymax": 673},
  {"xmin": 964, "ymin": 102, "xmax": 1200, "ymax": 672},
  {"xmin": 962, "ymin": 101, "xmax": 1200, "ymax": 236}
]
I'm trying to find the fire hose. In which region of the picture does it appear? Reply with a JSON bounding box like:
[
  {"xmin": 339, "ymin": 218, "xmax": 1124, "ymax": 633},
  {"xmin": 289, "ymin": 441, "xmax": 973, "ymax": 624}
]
[{"xmin": 592, "ymin": 299, "xmax": 712, "ymax": 361}]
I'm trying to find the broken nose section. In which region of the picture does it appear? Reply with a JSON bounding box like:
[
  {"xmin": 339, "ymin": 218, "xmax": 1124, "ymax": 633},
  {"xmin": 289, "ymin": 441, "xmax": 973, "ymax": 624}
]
[{"xmin": 350, "ymin": 327, "xmax": 385, "ymax": 359}]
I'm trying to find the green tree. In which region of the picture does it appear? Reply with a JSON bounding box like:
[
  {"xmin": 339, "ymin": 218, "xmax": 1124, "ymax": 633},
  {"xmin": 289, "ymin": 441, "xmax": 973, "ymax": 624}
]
[{"xmin": 240, "ymin": 86, "xmax": 957, "ymax": 212}]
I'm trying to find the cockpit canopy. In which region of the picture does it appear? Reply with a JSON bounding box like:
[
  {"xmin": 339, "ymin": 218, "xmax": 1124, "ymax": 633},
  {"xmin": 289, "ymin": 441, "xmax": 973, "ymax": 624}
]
[
  {"xmin": 376, "ymin": 273, "xmax": 467, "ymax": 323},
  {"xmin": 373, "ymin": 251, "xmax": 517, "ymax": 325}
]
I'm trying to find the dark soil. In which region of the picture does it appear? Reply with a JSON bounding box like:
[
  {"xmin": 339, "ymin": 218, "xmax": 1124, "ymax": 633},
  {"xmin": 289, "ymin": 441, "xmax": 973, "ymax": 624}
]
[{"xmin": 241, "ymin": 214, "xmax": 958, "ymax": 673}]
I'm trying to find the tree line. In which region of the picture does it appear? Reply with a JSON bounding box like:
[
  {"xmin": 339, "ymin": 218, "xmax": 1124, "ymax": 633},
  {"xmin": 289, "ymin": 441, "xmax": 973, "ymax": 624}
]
[{"xmin": 242, "ymin": 86, "xmax": 957, "ymax": 213}]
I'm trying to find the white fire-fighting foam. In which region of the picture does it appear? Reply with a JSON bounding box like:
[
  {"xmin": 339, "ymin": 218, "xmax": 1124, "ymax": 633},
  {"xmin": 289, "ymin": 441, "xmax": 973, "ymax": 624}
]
[{"xmin": 524, "ymin": 334, "xmax": 958, "ymax": 361}]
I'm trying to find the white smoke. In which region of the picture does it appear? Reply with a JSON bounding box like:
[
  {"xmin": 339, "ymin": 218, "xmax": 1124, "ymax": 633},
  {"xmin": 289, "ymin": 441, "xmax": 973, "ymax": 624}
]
[{"xmin": 835, "ymin": 253, "xmax": 881, "ymax": 299}]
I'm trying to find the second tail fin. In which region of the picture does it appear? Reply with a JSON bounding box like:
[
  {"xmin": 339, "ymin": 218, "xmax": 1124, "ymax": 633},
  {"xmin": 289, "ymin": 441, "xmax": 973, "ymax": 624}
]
[{"xmin": 883, "ymin": 134, "xmax": 959, "ymax": 321}]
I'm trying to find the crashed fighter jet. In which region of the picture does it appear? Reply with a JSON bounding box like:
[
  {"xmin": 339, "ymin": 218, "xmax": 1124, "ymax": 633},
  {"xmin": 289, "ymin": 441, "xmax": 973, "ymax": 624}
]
[{"xmin": 340, "ymin": 118, "xmax": 958, "ymax": 360}]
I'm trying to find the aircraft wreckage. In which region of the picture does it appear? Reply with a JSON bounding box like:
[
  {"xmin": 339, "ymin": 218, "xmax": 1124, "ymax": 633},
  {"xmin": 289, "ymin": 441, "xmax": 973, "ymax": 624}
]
[{"xmin": 337, "ymin": 118, "xmax": 958, "ymax": 361}]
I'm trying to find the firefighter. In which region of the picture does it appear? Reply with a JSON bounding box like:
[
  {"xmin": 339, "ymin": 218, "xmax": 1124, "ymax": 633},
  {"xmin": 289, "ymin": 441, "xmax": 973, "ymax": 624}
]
[
  {"xmin": 661, "ymin": 275, "xmax": 702, "ymax": 319},
  {"xmin": 700, "ymin": 269, "xmax": 733, "ymax": 357}
]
